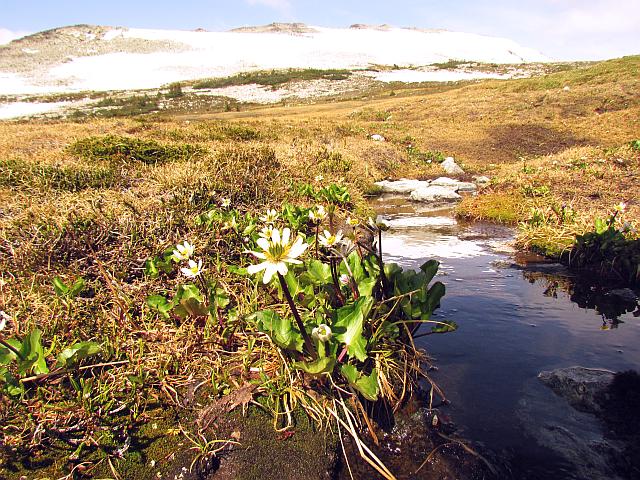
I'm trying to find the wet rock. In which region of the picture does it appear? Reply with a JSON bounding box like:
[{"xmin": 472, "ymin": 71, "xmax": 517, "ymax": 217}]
[
  {"xmin": 430, "ymin": 177, "xmax": 477, "ymax": 192},
  {"xmin": 518, "ymin": 375, "xmax": 625, "ymax": 480},
  {"xmin": 538, "ymin": 366, "xmax": 615, "ymax": 413},
  {"xmin": 441, "ymin": 157, "xmax": 464, "ymax": 175},
  {"xmin": 606, "ymin": 288, "xmax": 638, "ymax": 304},
  {"xmin": 410, "ymin": 186, "xmax": 461, "ymax": 203},
  {"xmin": 374, "ymin": 178, "xmax": 430, "ymax": 193}
]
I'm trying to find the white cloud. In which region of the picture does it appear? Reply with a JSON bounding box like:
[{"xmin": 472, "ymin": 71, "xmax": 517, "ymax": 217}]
[
  {"xmin": 245, "ymin": 0, "xmax": 292, "ymax": 13},
  {"xmin": 417, "ymin": 1, "xmax": 640, "ymax": 60},
  {"xmin": 0, "ymin": 28, "xmax": 30, "ymax": 45}
]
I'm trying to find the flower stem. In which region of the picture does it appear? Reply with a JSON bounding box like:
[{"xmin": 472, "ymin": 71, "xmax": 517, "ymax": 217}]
[
  {"xmin": 330, "ymin": 258, "xmax": 345, "ymax": 305},
  {"xmin": 0, "ymin": 338, "xmax": 24, "ymax": 361},
  {"xmin": 277, "ymin": 273, "xmax": 317, "ymax": 359},
  {"xmin": 377, "ymin": 229, "xmax": 389, "ymax": 295}
]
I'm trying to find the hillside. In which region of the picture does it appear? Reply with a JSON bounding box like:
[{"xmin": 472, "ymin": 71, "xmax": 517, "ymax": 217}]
[{"xmin": 0, "ymin": 23, "xmax": 548, "ymax": 95}]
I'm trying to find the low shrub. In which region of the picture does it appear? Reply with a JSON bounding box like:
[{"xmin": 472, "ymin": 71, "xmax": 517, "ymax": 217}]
[
  {"xmin": 193, "ymin": 68, "xmax": 352, "ymax": 90},
  {"xmin": 0, "ymin": 157, "xmax": 120, "ymax": 191},
  {"xmin": 67, "ymin": 135, "xmax": 204, "ymax": 165},
  {"xmin": 211, "ymin": 145, "xmax": 282, "ymax": 204},
  {"xmin": 317, "ymin": 147, "xmax": 351, "ymax": 173}
]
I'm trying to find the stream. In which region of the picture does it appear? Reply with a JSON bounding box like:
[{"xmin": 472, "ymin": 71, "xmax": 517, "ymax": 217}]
[{"xmin": 374, "ymin": 194, "xmax": 640, "ymax": 480}]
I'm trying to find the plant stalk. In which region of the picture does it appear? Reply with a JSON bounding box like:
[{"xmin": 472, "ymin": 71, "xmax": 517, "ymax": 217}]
[
  {"xmin": 377, "ymin": 229, "xmax": 389, "ymax": 295},
  {"xmin": 0, "ymin": 338, "xmax": 24, "ymax": 361},
  {"xmin": 277, "ymin": 273, "xmax": 317, "ymax": 359}
]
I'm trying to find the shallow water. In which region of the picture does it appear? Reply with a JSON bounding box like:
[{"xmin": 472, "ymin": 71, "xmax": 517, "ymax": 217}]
[{"xmin": 374, "ymin": 195, "xmax": 640, "ymax": 479}]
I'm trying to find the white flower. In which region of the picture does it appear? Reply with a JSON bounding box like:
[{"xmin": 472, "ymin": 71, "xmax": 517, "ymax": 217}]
[
  {"xmin": 172, "ymin": 241, "xmax": 195, "ymax": 262},
  {"xmin": 0, "ymin": 311, "xmax": 10, "ymax": 331},
  {"xmin": 222, "ymin": 216, "xmax": 238, "ymax": 231},
  {"xmin": 259, "ymin": 225, "xmax": 275, "ymax": 239},
  {"xmin": 346, "ymin": 216, "xmax": 359, "ymax": 227},
  {"xmin": 339, "ymin": 274, "xmax": 350, "ymax": 286},
  {"xmin": 318, "ymin": 230, "xmax": 343, "ymax": 248},
  {"xmin": 260, "ymin": 209, "xmax": 279, "ymax": 224},
  {"xmin": 181, "ymin": 259, "xmax": 203, "ymax": 278},
  {"xmin": 614, "ymin": 202, "xmax": 627, "ymax": 213},
  {"xmin": 221, "ymin": 198, "xmax": 231, "ymax": 208},
  {"xmin": 314, "ymin": 175, "xmax": 324, "ymax": 182},
  {"xmin": 308, "ymin": 205, "xmax": 327, "ymax": 223},
  {"xmin": 312, "ymin": 324, "xmax": 332, "ymax": 342},
  {"xmin": 248, "ymin": 228, "xmax": 308, "ymax": 284},
  {"xmin": 621, "ymin": 221, "xmax": 637, "ymax": 235}
]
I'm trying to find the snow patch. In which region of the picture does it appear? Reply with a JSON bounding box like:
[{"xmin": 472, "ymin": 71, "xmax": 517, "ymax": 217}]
[
  {"xmin": 0, "ymin": 102, "xmax": 70, "ymax": 120},
  {"xmin": 0, "ymin": 25, "xmax": 548, "ymax": 95}
]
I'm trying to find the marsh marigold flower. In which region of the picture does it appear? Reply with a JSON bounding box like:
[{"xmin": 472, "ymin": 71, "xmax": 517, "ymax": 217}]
[
  {"xmin": 260, "ymin": 209, "xmax": 279, "ymax": 224},
  {"xmin": 318, "ymin": 230, "xmax": 343, "ymax": 248},
  {"xmin": 172, "ymin": 241, "xmax": 195, "ymax": 262},
  {"xmin": 248, "ymin": 228, "xmax": 308, "ymax": 284},
  {"xmin": 312, "ymin": 324, "xmax": 332, "ymax": 342},
  {"xmin": 181, "ymin": 259, "xmax": 203, "ymax": 278},
  {"xmin": 308, "ymin": 205, "xmax": 327, "ymax": 223}
]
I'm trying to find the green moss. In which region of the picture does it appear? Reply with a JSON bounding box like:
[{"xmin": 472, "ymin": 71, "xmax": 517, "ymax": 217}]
[
  {"xmin": 67, "ymin": 135, "xmax": 205, "ymax": 165},
  {"xmin": 192, "ymin": 68, "xmax": 352, "ymax": 90},
  {"xmin": 456, "ymin": 193, "xmax": 523, "ymax": 224},
  {"xmin": 225, "ymin": 407, "xmax": 338, "ymax": 480}
]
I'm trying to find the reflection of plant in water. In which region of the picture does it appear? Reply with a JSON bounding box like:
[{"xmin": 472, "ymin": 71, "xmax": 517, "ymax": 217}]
[{"xmin": 523, "ymin": 269, "xmax": 639, "ymax": 327}]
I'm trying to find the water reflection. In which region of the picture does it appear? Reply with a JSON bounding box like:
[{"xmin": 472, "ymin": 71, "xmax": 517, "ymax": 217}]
[
  {"xmin": 519, "ymin": 268, "xmax": 640, "ymax": 328},
  {"xmin": 374, "ymin": 195, "xmax": 640, "ymax": 480}
]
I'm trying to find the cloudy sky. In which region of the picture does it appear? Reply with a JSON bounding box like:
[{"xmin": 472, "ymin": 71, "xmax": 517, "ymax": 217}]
[{"xmin": 1, "ymin": 0, "xmax": 638, "ymax": 60}]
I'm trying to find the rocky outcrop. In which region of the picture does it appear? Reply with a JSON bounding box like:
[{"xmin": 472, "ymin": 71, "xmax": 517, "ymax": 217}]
[{"xmin": 441, "ymin": 157, "xmax": 464, "ymax": 175}]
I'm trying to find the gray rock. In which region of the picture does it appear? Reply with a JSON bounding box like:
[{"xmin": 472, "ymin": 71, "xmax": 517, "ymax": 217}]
[
  {"xmin": 430, "ymin": 177, "xmax": 477, "ymax": 192},
  {"xmin": 538, "ymin": 366, "xmax": 615, "ymax": 414},
  {"xmin": 410, "ymin": 186, "xmax": 461, "ymax": 203},
  {"xmin": 370, "ymin": 134, "xmax": 386, "ymax": 141},
  {"xmin": 473, "ymin": 175, "xmax": 491, "ymax": 184},
  {"xmin": 518, "ymin": 379, "xmax": 624, "ymax": 480},
  {"xmin": 441, "ymin": 156, "xmax": 464, "ymax": 175},
  {"xmin": 606, "ymin": 288, "xmax": 638, "ymax": 304},
  {"xmin": 374, "ymin": 178, "xmax": 430, "ymax": 193}
]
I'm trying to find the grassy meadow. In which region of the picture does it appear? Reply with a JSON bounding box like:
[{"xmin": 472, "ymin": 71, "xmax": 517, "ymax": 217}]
[{"xmin": 0, "ymin": 56, "xmax": 638, "ymax": 478}]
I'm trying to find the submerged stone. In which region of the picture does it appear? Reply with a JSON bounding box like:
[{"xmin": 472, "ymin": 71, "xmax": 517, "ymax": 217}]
[{"xmin": 538, "ymin": 366, "xmax": 615, "ymax": 413}]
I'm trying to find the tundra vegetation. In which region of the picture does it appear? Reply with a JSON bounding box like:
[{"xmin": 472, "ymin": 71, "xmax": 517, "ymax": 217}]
[{"xmin": 0, "ymin": 55, "xmax": 638, "ymax": 478}]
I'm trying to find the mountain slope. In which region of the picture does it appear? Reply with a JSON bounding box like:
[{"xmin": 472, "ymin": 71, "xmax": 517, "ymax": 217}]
[{"xmin": 0, "ymin": 23, "xmax": 548, "ymax": 95}]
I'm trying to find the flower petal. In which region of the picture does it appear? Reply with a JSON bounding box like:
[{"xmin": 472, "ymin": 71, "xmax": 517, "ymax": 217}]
[
  {"xmin": 256, "ymin": 237, "xmax": 270, "ymax": 252},
  {"xmin": 263, "ymin": 263, "xmax": 278, "ymax": 284},
  {"xmin": 282, "ymin": 228, "xmax": 291, "ymax": 245},
  {"xmin": 276, "ymin": 261, "xmax": 288, "ymax": 276},
  {"xmin": 247, "ymin": 262, "xmax": 267, "ymax": 274},
  {"xmin": 271, "ymin": 228, "xmax": 281, "ymax": 244}
]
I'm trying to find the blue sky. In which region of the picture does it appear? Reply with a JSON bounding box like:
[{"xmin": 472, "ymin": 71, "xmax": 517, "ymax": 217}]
[{"xmin": 1, "ymin": 0, "xmax": 639, "ymax": 60}]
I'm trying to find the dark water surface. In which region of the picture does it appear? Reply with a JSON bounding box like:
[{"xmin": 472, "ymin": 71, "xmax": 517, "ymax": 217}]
[{"xmin": 374, "ymin": 195, "xmax": 640, "ymax": 479}]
